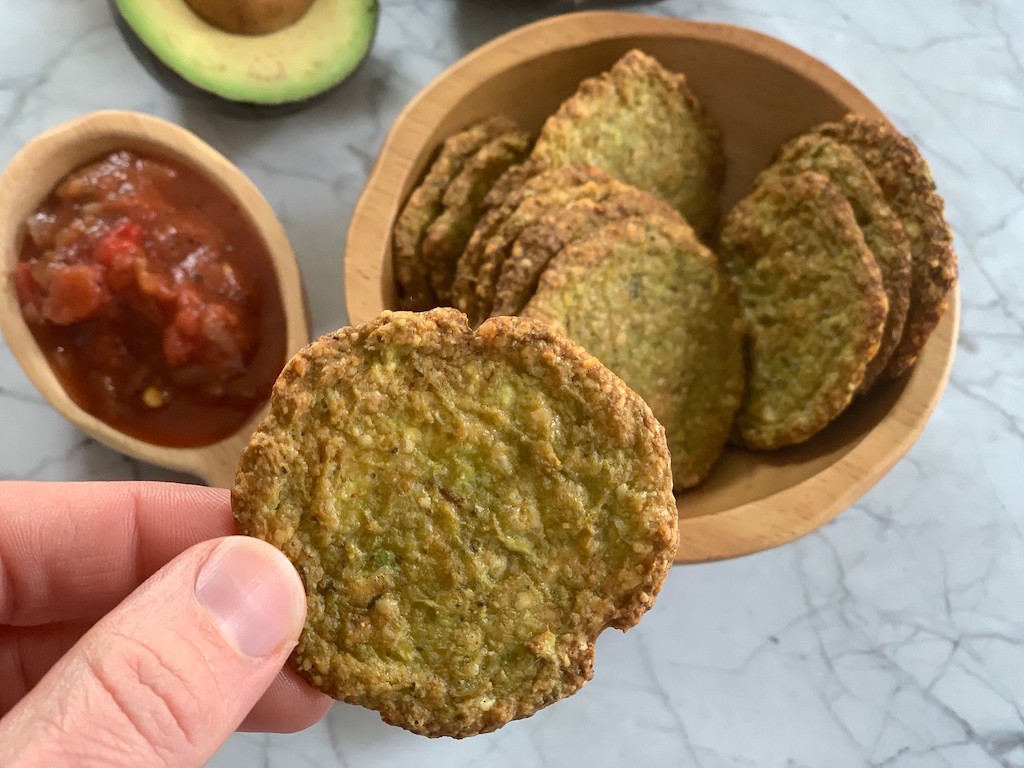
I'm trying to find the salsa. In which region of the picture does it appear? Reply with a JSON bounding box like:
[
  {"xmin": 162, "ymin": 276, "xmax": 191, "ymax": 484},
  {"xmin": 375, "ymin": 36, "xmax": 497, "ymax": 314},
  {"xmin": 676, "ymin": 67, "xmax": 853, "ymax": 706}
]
[{"xmin": 15, "ymin": 149, "xmax": 288, "ymax": 448}]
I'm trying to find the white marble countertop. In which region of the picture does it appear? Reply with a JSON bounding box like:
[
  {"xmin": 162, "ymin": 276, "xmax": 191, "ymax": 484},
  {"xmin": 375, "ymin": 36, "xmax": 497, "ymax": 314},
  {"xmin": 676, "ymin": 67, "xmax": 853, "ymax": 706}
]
[{"xmin": 2, "ymin": 1, "xmax": 1023, "ymax": 766}]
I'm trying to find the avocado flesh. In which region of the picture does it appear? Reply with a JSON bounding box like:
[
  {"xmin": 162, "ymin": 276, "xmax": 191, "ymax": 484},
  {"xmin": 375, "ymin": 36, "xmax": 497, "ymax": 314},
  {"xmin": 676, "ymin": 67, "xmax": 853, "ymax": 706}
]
[{"xmin": 115, "ymin": 0, "xmax": 378, "ymax": 105}]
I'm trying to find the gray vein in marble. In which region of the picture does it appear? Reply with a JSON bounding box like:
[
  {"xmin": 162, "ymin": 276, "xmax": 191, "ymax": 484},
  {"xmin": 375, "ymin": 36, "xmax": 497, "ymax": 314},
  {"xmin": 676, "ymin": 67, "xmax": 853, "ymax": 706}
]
[
  {"xmin": 637, "ymin": 633, "xmax": 706, "ymax": 766},
  {"xmin": 950, "ymin": 379, "xmax": 1024, "ymax": 440},
  {"xmin": 0, "ymin": 385, "xmax": 45, "ymax": 407}
]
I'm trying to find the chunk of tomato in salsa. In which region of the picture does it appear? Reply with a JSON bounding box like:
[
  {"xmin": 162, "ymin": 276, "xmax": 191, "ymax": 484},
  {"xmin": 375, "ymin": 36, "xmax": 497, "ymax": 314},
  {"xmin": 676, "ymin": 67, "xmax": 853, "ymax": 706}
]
[
  {"xmin": 15, "ymin": 261, "xmax": 110, "ymax": 325},
  {"xmin": 15, "ymin": 150, "xmax": 287, "ymax": 448}
]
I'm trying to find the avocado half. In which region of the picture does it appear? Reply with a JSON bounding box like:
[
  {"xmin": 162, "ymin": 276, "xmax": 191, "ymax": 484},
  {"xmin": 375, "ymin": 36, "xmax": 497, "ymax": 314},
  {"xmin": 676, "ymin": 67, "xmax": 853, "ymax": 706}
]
[{"xmin": 114, "ymin": 0, "xmax": 378, "ymax": 111}]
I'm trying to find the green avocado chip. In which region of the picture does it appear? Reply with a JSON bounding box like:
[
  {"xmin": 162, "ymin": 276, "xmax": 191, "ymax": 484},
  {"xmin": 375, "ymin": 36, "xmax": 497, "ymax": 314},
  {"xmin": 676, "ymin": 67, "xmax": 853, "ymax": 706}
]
[{"xmin": 233, "ymin": 309, "xmax": 677, "ymax": 738}]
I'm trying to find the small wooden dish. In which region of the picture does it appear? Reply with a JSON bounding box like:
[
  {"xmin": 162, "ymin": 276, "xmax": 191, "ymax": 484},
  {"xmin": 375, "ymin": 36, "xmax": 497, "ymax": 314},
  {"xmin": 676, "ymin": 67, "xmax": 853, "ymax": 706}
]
[
  {"xmin": 0, "ymin": 110, "xmax": 310, "ymax": 488},
  {"xmin": 344, "ymin": 12, "xmax": 959, "ymax": 563}
]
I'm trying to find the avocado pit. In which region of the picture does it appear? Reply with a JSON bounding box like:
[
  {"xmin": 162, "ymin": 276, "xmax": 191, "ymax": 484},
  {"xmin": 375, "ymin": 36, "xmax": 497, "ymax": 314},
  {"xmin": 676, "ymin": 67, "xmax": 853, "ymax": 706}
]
[{"xmin": 183, "ymin": 0, "xmax": 315, "ymax": 36}]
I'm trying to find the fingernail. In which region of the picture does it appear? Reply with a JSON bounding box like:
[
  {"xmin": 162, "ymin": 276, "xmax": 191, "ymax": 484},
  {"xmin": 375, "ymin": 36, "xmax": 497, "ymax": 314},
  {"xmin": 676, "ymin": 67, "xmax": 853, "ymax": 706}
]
[{"xmin": 195, "ymin": 538, "xmax": 305, "ymax": 658}]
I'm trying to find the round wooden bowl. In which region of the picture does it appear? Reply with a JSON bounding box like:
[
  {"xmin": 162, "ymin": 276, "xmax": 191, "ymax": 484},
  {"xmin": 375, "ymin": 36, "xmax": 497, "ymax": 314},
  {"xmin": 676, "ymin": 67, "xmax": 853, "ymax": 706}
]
[
  {"xmin": 0, "ymin": 111, "xmax": 311, "ymax": 488},
  {"xmin": 344, "ymin": 12, "xmax": 959, "ymax": 563}
]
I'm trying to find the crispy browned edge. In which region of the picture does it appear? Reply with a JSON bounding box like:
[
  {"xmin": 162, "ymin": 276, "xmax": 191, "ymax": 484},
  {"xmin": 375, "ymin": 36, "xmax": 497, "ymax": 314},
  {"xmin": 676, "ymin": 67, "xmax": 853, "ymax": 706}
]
[
  {"xmin": 481, "ymin": 158, "xmax": 546, "ymax": 211},
  {"xmin": 758, "ymin": 132, "xmax": 913, "ymax": 392},
  {"xmin": 491, "ymin": 187, "xmax": 678, "ymax": 317},
  {"xmin": 815, "ymin": 114, "xmax": 957, "ymax": 379},
  {"xmin": 474, "ymin": 178, "xmax": 644, "ymax": 320},
  {"xmin": 392, "ymin": 118, "xmax": 515, "ymax": 310},
  {"xmin": 231, "ymin": 307, "xmax": 678, "ymax": 738},
  {"xmin": 420, "ymin": 128, "xmax": 533, "ymax": 303},
  {"xmin": 451, "ymin": 166, "xmax": 612, "ymax": 323}
]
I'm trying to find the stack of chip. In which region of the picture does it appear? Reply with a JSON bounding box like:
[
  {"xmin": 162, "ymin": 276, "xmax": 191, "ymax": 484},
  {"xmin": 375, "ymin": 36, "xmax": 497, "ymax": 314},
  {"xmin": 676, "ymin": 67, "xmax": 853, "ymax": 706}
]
[
  {"xmin": 393, "ymin": 116, "xmax": 532, "ymax": 310},
  {"xmin": 719, "ymin": 115, "xmax": 957, "ymax": 450},
  {"xmin": 390, "ymin": 49, "xmax": 957, "ymax": 486}
]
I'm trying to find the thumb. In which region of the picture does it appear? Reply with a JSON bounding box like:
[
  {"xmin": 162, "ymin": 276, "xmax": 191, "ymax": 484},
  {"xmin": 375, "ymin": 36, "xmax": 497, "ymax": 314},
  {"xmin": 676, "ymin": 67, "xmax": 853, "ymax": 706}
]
[{"xmin": 0, "ymin": 536, "xmax": 307, "ymax": 768}]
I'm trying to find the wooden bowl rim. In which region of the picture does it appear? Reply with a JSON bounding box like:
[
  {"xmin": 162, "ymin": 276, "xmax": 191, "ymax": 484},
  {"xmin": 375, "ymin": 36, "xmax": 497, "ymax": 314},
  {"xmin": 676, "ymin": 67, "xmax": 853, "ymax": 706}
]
[
  {"xmin": 0, "ymin": 110, "xmax": 310, "ymax": 485},
  {"xmin": 344, "ymin": 11, "xmax": 960, "ymax": 563}
]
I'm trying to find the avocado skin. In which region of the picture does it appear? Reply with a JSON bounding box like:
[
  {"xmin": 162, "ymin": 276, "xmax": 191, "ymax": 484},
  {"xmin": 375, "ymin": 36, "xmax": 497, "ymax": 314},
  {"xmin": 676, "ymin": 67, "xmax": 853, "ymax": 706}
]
[{"xmin": 108, "ymin": 0, "xmax": 379, "ymax": 119}]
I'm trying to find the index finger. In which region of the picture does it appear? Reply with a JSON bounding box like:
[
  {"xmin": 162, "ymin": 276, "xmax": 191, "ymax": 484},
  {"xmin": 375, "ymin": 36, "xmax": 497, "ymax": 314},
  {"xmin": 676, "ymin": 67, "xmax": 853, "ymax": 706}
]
[{"xmin": 0, "ymin": 482, "xmax": 234, "ymax": 626}]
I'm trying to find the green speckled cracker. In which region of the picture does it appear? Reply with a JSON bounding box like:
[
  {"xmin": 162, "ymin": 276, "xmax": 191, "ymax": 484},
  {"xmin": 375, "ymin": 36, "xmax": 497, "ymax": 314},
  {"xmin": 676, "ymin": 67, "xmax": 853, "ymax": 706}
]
[
  {"xmin": 233, "ymin": 308, "xmax": 677, "ymax": 739},
  {"xmin": 530, "ymin": 49, "xmax": 723, "ymax": 236},
  {"xmin": 719, "ymin": 172, "xmax": 888, "ymax": 449},
  {"xmin": 421, "ymin": 127, "xmax": 532, "ymax": 304},
  {"xmin": 757, "ymin": 133, "xmax": 912, "ymax": 392},
  {"xmin": 523, "ymin": 214, "xmax": 744, "ymax": 488},
  {"xmin": 814, "ymin": 114, "xmax": 957, "ymax": 379}
]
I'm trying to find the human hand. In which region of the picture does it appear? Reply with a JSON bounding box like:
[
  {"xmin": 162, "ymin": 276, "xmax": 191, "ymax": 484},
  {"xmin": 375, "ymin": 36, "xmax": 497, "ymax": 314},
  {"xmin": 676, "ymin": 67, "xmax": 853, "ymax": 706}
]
[{"xmin": 0, "ymin": 481, "xmax": 332, "ymax": 767}]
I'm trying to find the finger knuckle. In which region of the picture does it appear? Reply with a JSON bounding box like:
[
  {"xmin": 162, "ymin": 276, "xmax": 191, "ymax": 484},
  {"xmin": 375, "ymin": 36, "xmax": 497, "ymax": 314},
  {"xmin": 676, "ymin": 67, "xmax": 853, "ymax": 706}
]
[{"xmin": 82, "ymin": 634, "xmax": 212, "ymax": 758}]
